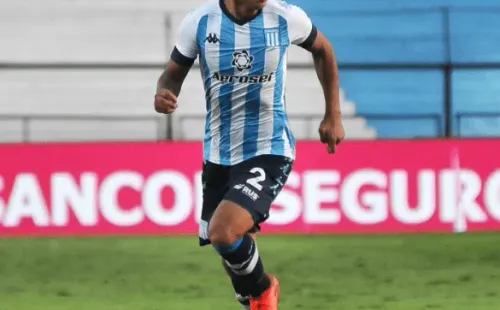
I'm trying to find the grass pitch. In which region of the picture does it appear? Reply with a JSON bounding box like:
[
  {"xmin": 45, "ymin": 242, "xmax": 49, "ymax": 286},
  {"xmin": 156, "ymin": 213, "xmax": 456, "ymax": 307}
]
[{"xmin": 0, "ymin": 233, "xmax": 499, "ymax": 310}]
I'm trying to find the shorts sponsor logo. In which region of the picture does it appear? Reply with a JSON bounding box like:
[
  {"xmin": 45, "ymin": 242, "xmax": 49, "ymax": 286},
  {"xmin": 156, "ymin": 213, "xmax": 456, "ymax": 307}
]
[{"xmin": 234, "ymin": 184, "xmax": 260, "ymax": 201}]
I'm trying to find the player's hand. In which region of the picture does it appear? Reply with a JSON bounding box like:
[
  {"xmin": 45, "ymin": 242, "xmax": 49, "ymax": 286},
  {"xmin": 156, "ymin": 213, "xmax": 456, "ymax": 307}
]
[
  {"xmin": 154, "ymin": 88, "xmax": 178, "ymax": 114},
  {"xmin": 318, "ymin": 114, "xmax": 345, "ymax": 154}
]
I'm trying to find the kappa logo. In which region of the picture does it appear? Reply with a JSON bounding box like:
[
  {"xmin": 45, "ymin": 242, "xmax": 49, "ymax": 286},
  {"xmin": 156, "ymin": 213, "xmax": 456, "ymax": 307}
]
[
  {"xmin": 232, "ymin": 50, "xmax": 254, "ymax": 72},
  {"xmin": 204, "ymin": 33, "xmax": 220, "ymax": 44}
]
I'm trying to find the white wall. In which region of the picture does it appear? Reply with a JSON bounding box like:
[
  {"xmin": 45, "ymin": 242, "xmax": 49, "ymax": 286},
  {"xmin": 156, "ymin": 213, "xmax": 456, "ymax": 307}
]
[{"xmin": 0, "ymin": 0, "xmax": 375, "ymax": 142}]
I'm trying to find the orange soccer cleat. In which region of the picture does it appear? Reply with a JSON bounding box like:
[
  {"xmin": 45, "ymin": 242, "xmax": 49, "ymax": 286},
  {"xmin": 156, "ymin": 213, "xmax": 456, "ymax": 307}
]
[{"xmin": 249, "ymin": 274, "xmax": 280, "ymax": 310}]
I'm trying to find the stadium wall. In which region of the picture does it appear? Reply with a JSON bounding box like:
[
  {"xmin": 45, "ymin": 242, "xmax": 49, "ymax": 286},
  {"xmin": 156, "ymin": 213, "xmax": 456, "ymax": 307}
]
[{"xmin": 0, "ymin": 140, "xmax": 499, "ymax": 236}]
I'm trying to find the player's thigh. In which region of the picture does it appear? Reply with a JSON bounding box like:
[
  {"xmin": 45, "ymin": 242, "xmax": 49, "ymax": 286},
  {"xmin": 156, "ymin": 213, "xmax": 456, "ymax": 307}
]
[
  {"xmin": 208, "ymin": 199, "xmax": 255, "ymax": 244},
  {"xmin": 225, "ymin": 155, "xmax": 293, "ymax": 226}
]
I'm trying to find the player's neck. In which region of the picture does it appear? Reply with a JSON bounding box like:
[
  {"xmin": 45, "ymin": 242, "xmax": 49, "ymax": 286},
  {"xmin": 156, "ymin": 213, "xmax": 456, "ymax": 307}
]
[{"xmin": 223, "ymin": 0, "xmax": 261, "ymax": 23}]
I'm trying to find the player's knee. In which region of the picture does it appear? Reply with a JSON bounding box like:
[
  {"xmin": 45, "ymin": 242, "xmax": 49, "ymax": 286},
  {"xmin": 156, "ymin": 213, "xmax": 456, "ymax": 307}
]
[
  {"xmin": 208, "ymin": 221, "xmax": 239, "ymax": 246},
  {"xmin": 208, "ymin": 201, "xmax": 254, "ymax": 246}
]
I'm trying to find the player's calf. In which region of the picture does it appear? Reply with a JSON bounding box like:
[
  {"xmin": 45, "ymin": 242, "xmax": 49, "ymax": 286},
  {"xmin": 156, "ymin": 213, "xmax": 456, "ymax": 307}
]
[
  {"xmin": 221, "ymin": 232, "xmax": 257, "ymax": 309},
  {"xmin": 222, "ymin": 259, "xmax": 251, "ymax": 309},
  {"xmin": 208, "ymin": 201, "xmax": 271, "ymax": 298}
]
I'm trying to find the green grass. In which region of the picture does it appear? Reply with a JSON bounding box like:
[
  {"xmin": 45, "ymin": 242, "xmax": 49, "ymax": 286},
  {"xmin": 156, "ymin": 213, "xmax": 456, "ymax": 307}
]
[{"xmin": 0, "ymin": 233, "xmax": 499, "ymax": 310}]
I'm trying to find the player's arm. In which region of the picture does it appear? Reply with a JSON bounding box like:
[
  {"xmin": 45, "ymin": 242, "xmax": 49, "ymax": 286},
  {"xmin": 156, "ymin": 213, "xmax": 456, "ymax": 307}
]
[
  {"xmin": 288, "ymin": 4, "xmax": 345, "ymax": 153},
  {"xmin": 308, "ymin": 32, "xmax": 345, "ymax": 153},
  {"xmin": 308, "ymin": 32, "xmax": 340, "ymax": 124},
  {"xmin": 155, "ymin": 60, "xmax": 192, "ymax": 114},
  {"xmin": 154, "ymin": 11, "xmax": 199, "ymax": 114}
]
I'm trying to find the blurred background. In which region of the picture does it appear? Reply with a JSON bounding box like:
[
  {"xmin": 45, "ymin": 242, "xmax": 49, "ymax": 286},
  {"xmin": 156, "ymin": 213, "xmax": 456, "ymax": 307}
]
[
  {"xmin": 2, "ymin": 0, "xmax": 500, "ymax": 142},
  {"xmin": 1, "ymin": 1, "xmax": 500, "ymax": 310}
]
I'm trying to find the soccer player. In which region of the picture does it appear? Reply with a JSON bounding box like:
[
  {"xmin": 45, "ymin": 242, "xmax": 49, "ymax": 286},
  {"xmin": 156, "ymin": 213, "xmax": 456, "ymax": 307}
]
[{"xmin": 154, "ymin": 0, "xmax": 344, "ymax": 309}]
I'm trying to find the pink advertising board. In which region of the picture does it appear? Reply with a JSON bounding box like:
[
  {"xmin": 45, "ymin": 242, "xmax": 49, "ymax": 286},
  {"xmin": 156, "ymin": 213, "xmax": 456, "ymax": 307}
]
[{"xmin": 0, "ymin": 140, "xmax": 499, "ymax": 236}]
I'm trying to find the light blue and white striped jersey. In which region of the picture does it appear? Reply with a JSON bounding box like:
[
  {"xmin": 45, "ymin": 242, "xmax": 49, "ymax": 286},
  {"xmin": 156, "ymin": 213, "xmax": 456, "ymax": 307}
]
[{"xmin": 173, "ymin": 0, "xmax": 317, "ymax": 166}]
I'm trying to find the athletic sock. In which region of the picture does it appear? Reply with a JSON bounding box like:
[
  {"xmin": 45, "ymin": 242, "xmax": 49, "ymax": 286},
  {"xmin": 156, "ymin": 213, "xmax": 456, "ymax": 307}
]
[
  {"xmin": 222, "ymin": 262, "xmax": 251, "ymax": 307},
  {"xmin": 236, "ymin": 293, "xmax": 250, "ymax": 308},
  {"xmin": 213, "ymin": 234, "xmax": 271, "ymax": 297}
]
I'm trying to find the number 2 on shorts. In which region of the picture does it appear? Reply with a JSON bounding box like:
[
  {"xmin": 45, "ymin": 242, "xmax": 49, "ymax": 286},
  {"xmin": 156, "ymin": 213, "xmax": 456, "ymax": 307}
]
[{"xmin": 246, "ymin": 167, "xmax": 266, "ymax": 191}]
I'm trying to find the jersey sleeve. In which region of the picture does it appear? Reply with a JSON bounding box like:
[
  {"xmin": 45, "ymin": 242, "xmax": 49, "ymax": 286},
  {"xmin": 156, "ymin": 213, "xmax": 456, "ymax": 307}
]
[
  {"xmin": 286, "ymin": 4, "xmax": 318, "ymax": 50},
  {"xmin": 171, "ymin": 11, "xmax": 199, "ymax": 66}
]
